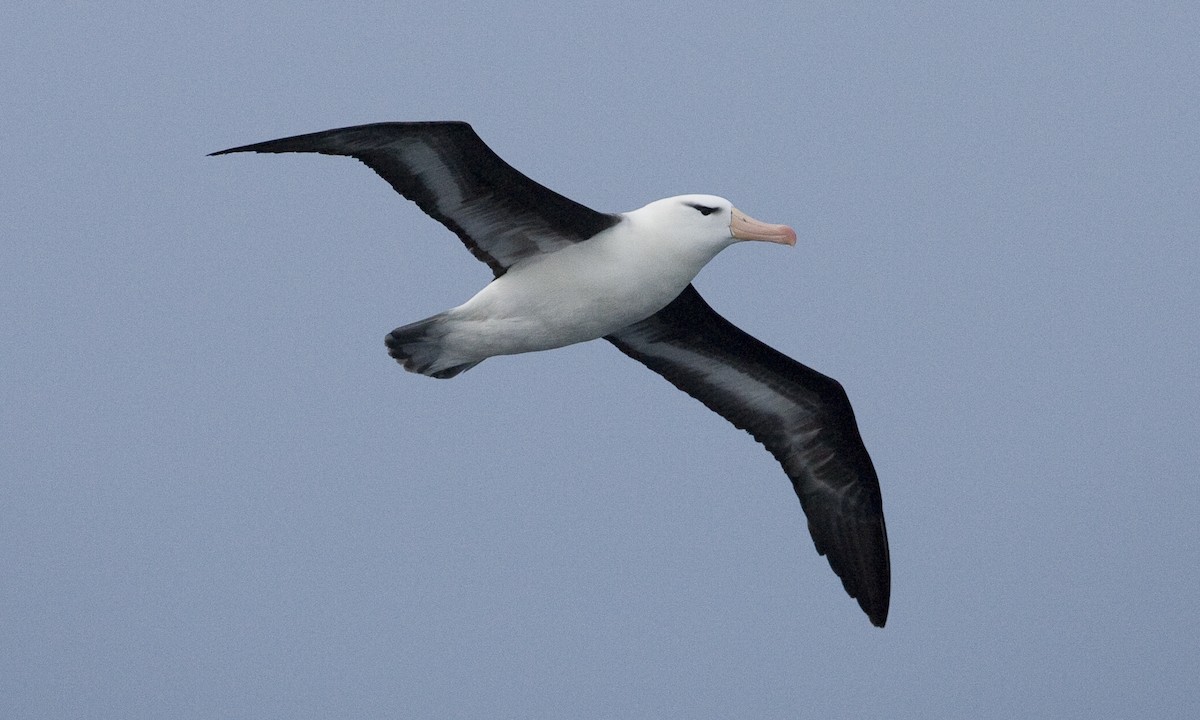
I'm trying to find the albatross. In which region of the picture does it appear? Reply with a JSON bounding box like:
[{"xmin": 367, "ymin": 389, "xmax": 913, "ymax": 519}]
[{"xmin": 211, "ymin": 122, "xmax": 891, "ymax": 627}]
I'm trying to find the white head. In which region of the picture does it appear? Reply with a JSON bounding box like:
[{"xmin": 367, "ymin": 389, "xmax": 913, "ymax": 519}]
[{"xmin": 631, "ymin": 194, "xmax": 797, "ymax": 253}]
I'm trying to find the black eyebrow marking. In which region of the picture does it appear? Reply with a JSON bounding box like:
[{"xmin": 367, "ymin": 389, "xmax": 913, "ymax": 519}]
[{"xmin": 686, "ymin": 203, "xmax": 721, "ymax": 216}]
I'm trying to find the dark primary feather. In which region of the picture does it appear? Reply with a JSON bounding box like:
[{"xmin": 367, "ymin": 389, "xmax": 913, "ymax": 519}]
[
  {"xmin": 210, "ymin": 122, "xmax": 620, "ymax": 276},
  {"xmin": 607, "ymin": 285, "xmax": 890, "ymax": 627}
]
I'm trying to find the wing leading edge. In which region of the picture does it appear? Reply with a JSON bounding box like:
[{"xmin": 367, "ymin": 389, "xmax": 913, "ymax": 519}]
[{"xmin": 211, "ymin": 122, "xmax": 621, "ymax": 276}]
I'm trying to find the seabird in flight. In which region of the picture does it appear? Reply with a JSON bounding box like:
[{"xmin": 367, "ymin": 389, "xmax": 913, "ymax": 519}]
[{"xmin": 211, "ymin": 122, "xmax": 890, "ymax": 627}]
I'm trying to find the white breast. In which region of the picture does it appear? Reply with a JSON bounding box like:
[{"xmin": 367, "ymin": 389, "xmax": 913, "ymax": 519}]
[{"xmin": 438, "ymin": 216, "xmax": 729, "ymax": 359}]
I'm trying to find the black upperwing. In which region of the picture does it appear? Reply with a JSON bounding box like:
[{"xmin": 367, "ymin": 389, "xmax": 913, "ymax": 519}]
[
  {"xmin": 607, "ymin": 285, "xmax": 890, "ymax": 627},
  {"xmin": 212, "ymin": 122, "xmax": 621, "ymax": 277}
]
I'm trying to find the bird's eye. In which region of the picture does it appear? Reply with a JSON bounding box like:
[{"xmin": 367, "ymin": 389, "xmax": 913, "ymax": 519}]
[{"xmin": 688, "ymin": 203, "xmax": 720, "ymax": 216}]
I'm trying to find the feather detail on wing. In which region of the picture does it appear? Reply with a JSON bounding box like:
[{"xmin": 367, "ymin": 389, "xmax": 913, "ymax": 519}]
[
  {"xmin": 607, "ymin": 285, "xmax": 890, "ymax": 626},
  {"xmin": 211, "ymin": 122, "xmax": 620, "ymax": 276}
]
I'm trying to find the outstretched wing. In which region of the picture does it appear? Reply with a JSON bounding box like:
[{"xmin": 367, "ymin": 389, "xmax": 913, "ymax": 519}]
[
  {"xmin": 607, "ymin": 285, "xmax": 891, "ymax": 627},
  {"xmin": 211, "ymin": 122, "xmax": 620, "ymax": 276}
]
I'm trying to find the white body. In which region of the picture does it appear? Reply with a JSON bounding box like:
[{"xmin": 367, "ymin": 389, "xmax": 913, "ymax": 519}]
[
  {"xmin": 444, "ymin": 215, "xmax": 728, "ymax": 357},
  {"xmin": 396, "ymin": 194, "xmax": 795, "ymax": 376}
]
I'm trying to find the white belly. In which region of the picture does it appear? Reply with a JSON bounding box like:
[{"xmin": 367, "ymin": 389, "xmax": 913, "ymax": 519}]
[{"xmin": 438, "ymin": 221, "xmax": 722, "ymax": 360}]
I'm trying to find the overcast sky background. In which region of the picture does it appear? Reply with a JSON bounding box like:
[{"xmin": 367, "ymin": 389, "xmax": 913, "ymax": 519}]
[{"xmin": 3, "ymin": 2, "xmax": 1198, "ymax": 718}]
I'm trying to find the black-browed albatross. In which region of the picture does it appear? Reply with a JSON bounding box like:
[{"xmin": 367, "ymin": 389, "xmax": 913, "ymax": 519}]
[{"xmin": 211, "ymin": 122, "xmax": 890, "ymax": 627}]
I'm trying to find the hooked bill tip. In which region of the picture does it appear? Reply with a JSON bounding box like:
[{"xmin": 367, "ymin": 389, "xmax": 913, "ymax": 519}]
[{"xmin": 730, "ymin": 207, "xmax": 797, "ymax": 246}]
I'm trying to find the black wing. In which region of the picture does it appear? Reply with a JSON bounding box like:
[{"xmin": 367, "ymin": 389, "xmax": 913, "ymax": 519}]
[
  {"xmin": 211, "ymin": 122, "xmax": 621, "ymax": 276},
  {"xmin": 606, "ymin": 285, "xmax": 890, "ymax": 627}
]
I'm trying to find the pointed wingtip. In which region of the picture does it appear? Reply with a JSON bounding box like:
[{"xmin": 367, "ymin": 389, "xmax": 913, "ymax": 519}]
[
  {"xmin": 208, "ymin": 143, "xmax": 260, "ymax": 157},
  {"xmin": 808, "ymin": 515, "xmax": 890, "ymax": 628},
  {"xmin": 852, "ymin": 577, "xmax": 889, "ymax": 627},
  {"xmin": 208, "ymin": 135, "xmax": 310, "ymax": 157},
  {"xmin": 857, "ymin": 558, "xmax": 891, "ymax": 628},
  {"xmin": 869, "ymin": 605, "xmax": 889, "ymax": 628}
]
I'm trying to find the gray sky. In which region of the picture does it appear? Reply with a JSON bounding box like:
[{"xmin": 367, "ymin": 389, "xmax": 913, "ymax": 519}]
[{"xmin": 3, "ymin": 2, "xmax": 1198, "ymax": 718}]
